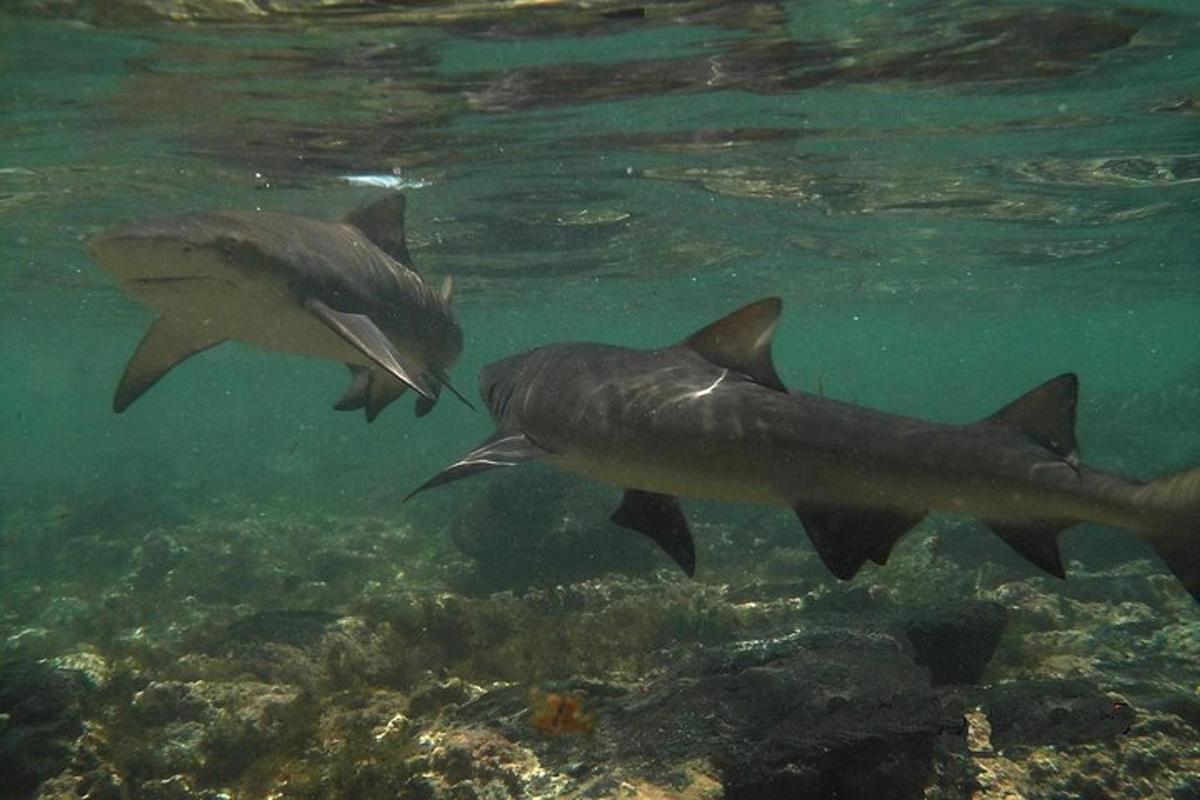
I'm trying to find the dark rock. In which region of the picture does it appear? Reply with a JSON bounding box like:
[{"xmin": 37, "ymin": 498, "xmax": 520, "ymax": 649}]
[
  {"xmin": 455, "ymin": 621, "xmax": 969, "ymax": 799},
  {"xmin": 630, "ymin": 628, "xmax": 967, "ymax": 798},
  {"xmin": 901, "ymin": 601, "xmax": 1008, "ymax": 685},
  {"xmin": 1171, "ymin": 772, "xmax": 1200, "ymax": 800},
  {"xmin": 130, "ymin": 681, "xmax": 216, "ymax": 727},
  {"xmin": 980, "ymin": 679, "xmax": 1136, "ymax": 752},
  {"xmin": 0, "ymin": 660, "xmax": 90, "ymax": 800},
  {"xmin": 408, "ymin": 677, "xmax": 480, "ymax": 718},
  {"xmin": 450, "ymin": 471, "xmax": 662, "ymax": 591}
]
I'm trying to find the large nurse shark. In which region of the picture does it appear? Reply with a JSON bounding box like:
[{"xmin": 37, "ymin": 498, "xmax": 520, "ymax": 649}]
[
  {"xmin": 89, "ymin": 194, "xmax": 467, "ymax": 421},
  {"xmin": 408, "ymin": 298, "xmax": 1200, "ymax": 602}
]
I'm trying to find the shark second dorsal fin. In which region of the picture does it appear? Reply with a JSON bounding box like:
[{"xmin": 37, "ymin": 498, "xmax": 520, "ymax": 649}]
[
  {"xmin": 344, "ymin": 194, "xmax": 412, "ymax": 266},
  {"xmin": 980, "ymin": 373, "xmax": 1079, "ymax": 461},
  {"xmin": 679, "ymin": 297, "xmax": 787, "ymax": 392}
]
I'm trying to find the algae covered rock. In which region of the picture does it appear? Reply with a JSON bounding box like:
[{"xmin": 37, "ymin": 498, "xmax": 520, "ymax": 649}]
[{"xmin": 445, "ymin": 620, "xmax": 974, "ymax": 799}]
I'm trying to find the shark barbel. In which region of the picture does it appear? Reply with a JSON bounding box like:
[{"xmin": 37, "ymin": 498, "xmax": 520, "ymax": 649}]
[
  {"xmin": 89, "ymin": 194, "xmax": 468, "ymax": 421},
  {"xmin": 408, "ymin": 298, "xmax": 1200, "ymax": 602}
]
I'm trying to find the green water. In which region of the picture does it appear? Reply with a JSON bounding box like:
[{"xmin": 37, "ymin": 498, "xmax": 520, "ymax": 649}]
[
  {"xmin": 1, "ymin": 2, "xmax": 1199, "ymax": 797},
  {"xmin": 2, "ymin": 1, "xmax": 1196, "ymax": 519}
]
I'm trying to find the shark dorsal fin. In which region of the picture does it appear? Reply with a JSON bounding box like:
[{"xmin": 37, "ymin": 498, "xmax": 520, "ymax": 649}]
[
  {"xmin": 981, "ymin": 373, "xmax": 1079, "ymax": 461},
  {"xmin": 680, "ymin": 297, "xmax": 787, "ymax": 392},
  {"xmin": 344, "ymin": 194, "xmax": 412, "ymax": 266}
]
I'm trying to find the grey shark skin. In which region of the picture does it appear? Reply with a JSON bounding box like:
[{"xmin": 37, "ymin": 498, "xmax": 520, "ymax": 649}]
[
  {"xmin": 409, "ymin": 298, "xmax": 1200, "ymax": 602},
  {"xmin": 89, "ymin": 194, "xmax": 466, "ymax": 421}
]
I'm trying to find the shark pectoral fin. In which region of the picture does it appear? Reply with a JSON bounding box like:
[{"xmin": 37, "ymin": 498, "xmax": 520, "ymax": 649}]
[
  {"xmin": 609, "ymin": 489, "xmax": 696, "ymax": 577},
  {"xmin": 980, "ymin": 373, "xmax": 1080, "ymax": 462},
  {"xmin": 305, "ymin": 298, "xmax": 436, "ymax": 402},
  {"xmin": 404, "ymin": 432, "xmax": 547, "ymax": 501},
  {"xmin": 114, "ymin": 315, "xmax": 226, "ymax": 412},
  {"xmin": 334, "ymin": 365, "xmax": 371, "ymax": 411},
  {"xmin": 982, "ymin": 519, "xmax": 1074, "ymax": 578},
  {"xmin": 343, "ymin": 193, "xmax": 412, "ymax": 267},
  {"xmin": 679, "ymin": 297, "xmax": 788, "ymax": 392},
  {"xmin": 794, "ymin": 503, "xmax": 926, "ymax": 579}
]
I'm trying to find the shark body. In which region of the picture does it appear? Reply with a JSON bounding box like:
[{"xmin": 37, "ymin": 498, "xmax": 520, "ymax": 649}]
[
  {"xmin": 410, "ymin": 298, "xmax": 1200, "ymax": 601},
  {"xmin": 89, "ymin": 194, "xmax": 465, "ymax": 420}
]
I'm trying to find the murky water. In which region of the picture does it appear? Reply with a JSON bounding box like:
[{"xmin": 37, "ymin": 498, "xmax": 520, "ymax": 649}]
[{"xmin": 1, "ymin": 1, "xmax": 1198, "ymax": 797}]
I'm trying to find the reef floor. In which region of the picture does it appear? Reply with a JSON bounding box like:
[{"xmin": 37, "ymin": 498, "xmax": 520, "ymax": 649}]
[{"xmin": 2, "ymin": 491, "xmax": 1198, "ymax": 800}]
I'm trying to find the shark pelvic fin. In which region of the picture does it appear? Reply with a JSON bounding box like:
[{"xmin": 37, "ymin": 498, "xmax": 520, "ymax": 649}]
[
  {"xmin": 306, "ymin": 298, "xmax": 437, "ymax": 402},
  {"xmin": 334, "ymin": 365, "xmax": 411, "ymax": 422},
  {"xmin": 404, "ymin": 432, "xmax": 547, "ymax": 501},
  {"xmin": 794, "ymin": 503, "xmax": 926, "ymax": 579},
  {"xmin": 680, "ymin": 297, "xmax": 787, "ymax": 392},
  {"xmin": 114, "ymin": 315, "xmax": 226, "ymax": 412},
  {"xmin": 334, "ymin": 365, "xmax": 371, "ymax": 411},
  {"xmin": 343, "ymin": 193, "xmax": 412, "ymax": 266},
  {"xmin": 367, "ymin": 372, "xmax": 409, "ymax": 422},
  {"xmin": 982, "ymin": 519, "xmax": 1073, "ymax": 578},
  {"xmin": 981, "ymin": 373, "xmax": 1079, "ymax": 462},
  {"xmin": 609, "ymin": 489, "xmax": 696, "ymax": 576},
  {"xmin": 415, "ymin": 395, "xmax": 436, "ymax": 417},
  {"xmin": 430, "ymin": 368, "xmax": 476, "ymax": 411}
]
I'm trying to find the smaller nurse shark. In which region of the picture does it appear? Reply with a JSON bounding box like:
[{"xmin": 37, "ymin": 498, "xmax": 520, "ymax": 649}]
[
  {"xmin": 89, "ymin": 194, "xmax": 468, "ymax": 421},
  {"xmin": 408, "ymin": 298, "xmax": 1200, "ymax": 602}
]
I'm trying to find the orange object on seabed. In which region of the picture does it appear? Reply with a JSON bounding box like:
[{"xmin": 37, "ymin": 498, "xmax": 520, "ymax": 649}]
[{"xmin": 529, "ymin": 689, "xmax": 595, "ymax": 736}]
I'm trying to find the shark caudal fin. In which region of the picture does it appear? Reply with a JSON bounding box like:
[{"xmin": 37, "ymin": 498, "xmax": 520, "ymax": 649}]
[{"xmin": 1132, "ymin": 466, "xmax": 1200, "ymax": 603}]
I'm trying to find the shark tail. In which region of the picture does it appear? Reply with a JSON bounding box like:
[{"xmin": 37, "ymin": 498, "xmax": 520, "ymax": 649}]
[{"xmin": 1132, "ymin": 465, "xmax": 1200, "ymax": 603}]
